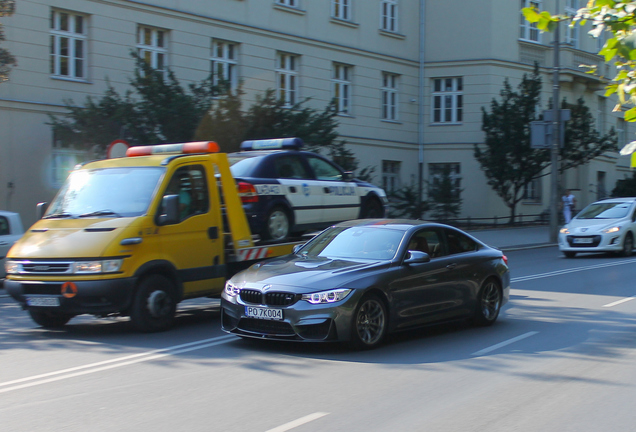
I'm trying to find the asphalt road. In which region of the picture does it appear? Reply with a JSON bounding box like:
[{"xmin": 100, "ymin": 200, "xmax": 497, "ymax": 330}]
[{"xmin": 2, "ymin": 246, "xmax": 636, "ymax": 432}]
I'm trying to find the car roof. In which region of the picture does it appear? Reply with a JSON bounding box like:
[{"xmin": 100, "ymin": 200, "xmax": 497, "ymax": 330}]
[
  {"xmin": 592, "ymin": 197, "xmax": 636, "ymax": 204},
  {"xmin": 333, "ymin": 219, "xmax": 452, "ymax": 231}
]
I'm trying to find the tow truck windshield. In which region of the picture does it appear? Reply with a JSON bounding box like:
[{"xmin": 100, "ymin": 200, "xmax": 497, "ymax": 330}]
[{"xmin": 45, "ymin": 167, "xmax": 164, "ymax": 218}]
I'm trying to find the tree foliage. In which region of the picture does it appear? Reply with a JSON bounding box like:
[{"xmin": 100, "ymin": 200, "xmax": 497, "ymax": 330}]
[
  {"xmin": 611, "ymin": 170, "xmax": 636, "ymax": 197},
  {"xmin": 0, "ymin": 0, "xmax": 16, "ymax": 83},
  {"xmin": 475, "ymin": 65, "xmax": 617, "ymax": 224},
  {"xmin": 523, "ymin": 1, "xmax": 636, "ymax": 122},
  {"xmin": 427, "ymin": 165, "xmax": 463, "ymax": 222}
]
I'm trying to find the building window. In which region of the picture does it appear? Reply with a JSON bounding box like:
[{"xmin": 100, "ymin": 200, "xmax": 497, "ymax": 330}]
[
  {"xmin": 565, "ymin": 0, "xmax": 579, "ymax": 48},
  {"xmin": 50, "ymin": 10, "xmax": 87, "ymax": 80},
  {"xmin": 432, "ymin": 77, "xmax": 463, "ymax": 124},
  {"xmin": 381, "ymin": 72, "xmax": 399, "ymax": 121},
  {"xmin": 380, "ymin": 0, "xmax": 398, "ymax": 32},
  {"xmin": 617, "ymin": 118, "xmax": 626, "ymax": 147},
  {"xmin": 333, "ymin": 64, "xmax": 352, "ymax": 114},
  {"xmin": 520, "ymin": 0, "xmax": 541, "ymax": 42},
  {"xmin": 332, "ymin": 0, "xmax": 351, "ymax": 20},
  {"xmin": 523, "ymin": 178, "xmax": 542, "ymax": 202},
  {"xmin": 211, "ymin": 39, "xmax": 238, "ymax": 91},
  {"xmin": 382, "ymin": 160, "xmax": 401, "ymax": 193},
  {"xmin": 137, "ymin": 25, "xmax": 167, "ymax": 76},
  {"xmin": 428, "ymin": 163, "xmax": 461, "ymax": 199},
  {"xmin": 276, "ymin": 0, "xmax": 298, "ymax": 7},
  {"xmin": 277, "ymin": 52, "xmax": 298, "ymax": 107}
]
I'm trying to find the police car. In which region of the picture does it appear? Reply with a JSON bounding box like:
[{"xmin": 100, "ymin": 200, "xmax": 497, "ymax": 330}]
[{"xmin": 228, "ymin": 138, "xmax": 388, "ymax": 241}]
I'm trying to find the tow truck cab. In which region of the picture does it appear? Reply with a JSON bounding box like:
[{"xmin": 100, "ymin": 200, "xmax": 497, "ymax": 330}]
[{"xmin": 4, "ymin": 141, "xmax": 302, "ymax": 332}]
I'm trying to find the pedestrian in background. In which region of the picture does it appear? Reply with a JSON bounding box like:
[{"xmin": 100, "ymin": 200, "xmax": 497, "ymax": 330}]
[{"xmin": 561, "ymin": 189, "xmax": 577, "ymax": 224}]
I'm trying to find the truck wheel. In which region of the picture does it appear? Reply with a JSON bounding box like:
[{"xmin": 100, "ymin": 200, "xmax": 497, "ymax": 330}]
[
  {"xmin": 263, "ymin": 206, "xmax": 290, "ymax": 241},
  {"xmin": 28, "ymin": 310, "xmax": 73, "ymax": 328},
  {"xmin": 130, "ymin": 274, "xmax": 177, "ymax": 332}
]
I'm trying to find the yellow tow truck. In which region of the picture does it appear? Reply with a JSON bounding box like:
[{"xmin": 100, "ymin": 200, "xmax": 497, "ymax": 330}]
[{"xmin": 4, "ymin": 141, "xmax": 305, "ymax": 331}]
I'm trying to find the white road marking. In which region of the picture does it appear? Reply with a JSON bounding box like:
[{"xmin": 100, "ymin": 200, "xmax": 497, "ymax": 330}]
[
  {"xmin": 511, "ymin": 258, "xmax": 636, "ymax": 283},
  {"xmin": 0, "ymin": 334, "xmax": 236, "ymax": 394},
  {"xmin": 265, "ymin": 413, "xmax": 329, "ymax": 432},
  {"xmin": 472, "ymin": 331, "xmax": 539, "ymax": 356},
  {"xmin": 603, "ymin": 296, "xmax": 636, "ymax": 308}
]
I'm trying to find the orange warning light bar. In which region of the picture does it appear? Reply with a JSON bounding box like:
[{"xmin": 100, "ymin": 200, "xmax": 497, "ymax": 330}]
[{"xmin": 126, "ymin": 141, "xmax": 220, "ymax": 157}]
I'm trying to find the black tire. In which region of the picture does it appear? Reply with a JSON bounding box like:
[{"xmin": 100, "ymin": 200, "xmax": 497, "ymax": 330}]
[
  {"xmin": 262, "ymin": 206, "xmax": 291, "ymax": 241},
  {"xmin": 360, "ymin": 198, "xmax": 384, "ymax": 219},
  {"xmin": 473, "ymin": 279, "xmax": 502, "ymax": 326},
  {"xmin": 349, "ymin": 293, "xmax": 388, "ymax": 350},
  {"xmin": 621, "ymin": 233, "xmax": 634, "ymax": 257},
  {"xmin": 130, "ymin": 274, "xmax": 177, "ymax": 332},
  {"xmin": 564, "ymin": 251, "xmax": 576, "ymax": 258},
  {"xmin": 28, "ymin": 310, "xmax": 73, "ymax": 328}
]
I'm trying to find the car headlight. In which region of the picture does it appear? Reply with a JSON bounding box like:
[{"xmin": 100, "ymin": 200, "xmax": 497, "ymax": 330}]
[
  {"xmin": 5, "ymin": 260, "xmax": 20, "ymax": 275},
  {"xmin": 559, "ymin": 227, "xmax": 570, "ymax": 234},
  {"xmin": 73, "ymin": 259, "xmax": 123, "ymax": 274},
  {"xmin": 302, "ymin": 288, "xmax": 352, "ymax": 304},
  {"xmin": 225, "ymin": 281, "xmax": 241, "ymax": 297},
  {"xmin": 603, "ymin": 226, "xmax": 621, "ymax": 234}
]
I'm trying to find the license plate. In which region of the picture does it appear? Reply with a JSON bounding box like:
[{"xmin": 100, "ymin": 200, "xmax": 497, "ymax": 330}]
[
  {"xmin": 245, "ymin": 306, "xmax": 283, "ymax": 320},
  {"xmin": 26, "ymin": 297, "xmax": 60, "ymax": 307},
  {"xmin": 573, "ymin": 238, "xmax": 593, "ymax": 244}
]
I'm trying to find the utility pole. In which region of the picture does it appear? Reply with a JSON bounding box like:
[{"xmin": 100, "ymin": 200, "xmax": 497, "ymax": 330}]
[{"xmin": 549, "ymin": 11, "xmax": 561, "ymax": 243}]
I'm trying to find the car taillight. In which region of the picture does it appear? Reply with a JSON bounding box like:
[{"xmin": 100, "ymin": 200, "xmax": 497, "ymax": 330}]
[
  {"xmin": 502, "ymin": 254, "xmax": 508, "ymax": 265},
  {"xmin": 238, "ymin": 182, "xmax": 258, "ymax": 203}
]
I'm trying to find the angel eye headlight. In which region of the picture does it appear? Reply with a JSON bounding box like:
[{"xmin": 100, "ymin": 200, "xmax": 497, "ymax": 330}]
[
  {"xmin": 224, "ymin": 281, "xmax": 241, "ymax": 297},
  {"xmin": 302, "ymin": 288, "xmax": 352, "ymax": 304}
]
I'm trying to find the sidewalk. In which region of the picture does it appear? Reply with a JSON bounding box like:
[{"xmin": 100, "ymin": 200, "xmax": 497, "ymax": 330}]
[{"xmin": 467, "ymin": 225, "xmax": 555, "ymax": 251}]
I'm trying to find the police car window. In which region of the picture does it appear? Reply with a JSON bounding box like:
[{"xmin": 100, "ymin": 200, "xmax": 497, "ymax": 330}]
[
  {"xmin": 274, "ymin": 156, "xmax": 308, "ymax": 179},
  {"xmin": 228, "ymin": 155, "xmax": 263, "ymax": 177},
  {"xmin": 0, "ymin": 216, "xmax": 8, "ymax": 236},
  {"xmin": 307, "ymin": 157, "xmax": 342, "ymax": 181}
]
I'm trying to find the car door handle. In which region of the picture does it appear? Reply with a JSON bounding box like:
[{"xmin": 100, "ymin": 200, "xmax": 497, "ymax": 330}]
[
  {"xmin": 324, "ymin": 187, "xmax": 331, "ymax": 193},
  {"xmin": 446, "ymin": 263, "xmax": 457, "ymax": 270},
  {"xmin": 289, "ymin": 186, "xmax": 297, "ymax": 193},
  {"xmin": 0, "ymin": 241, "xmax": 8, "ymax": 246}
]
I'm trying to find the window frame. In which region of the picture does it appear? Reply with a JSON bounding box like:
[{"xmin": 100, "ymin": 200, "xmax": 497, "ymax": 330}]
[
  {"xmin": 276, "ymin": 0, "xmax": 299, "ymax": 8},
  {"xmin": 276, "ymin": 52, "xmax": 299, "ymax": 108},
  {"xmin": 431, "ymin": 77, "xmax": 463, "ymax": 124},
  {"xmin": 211, "ymin": 39, "xmax": 238, "ymax": 91},
  {"xmin": 380, "ymin": 0, "xmax": 398, "ymax": 33},
  {"xmin": 50, "ymin": 9, "xmax": 88, "ymax": 80},
  {"xmin": 565, "ymin": 0, "xmax": 579, "ymax": 48},
  {"xmin": 428, "ymin": 162, "xmax": 462, "ymax": 199},
  {"xmin": 137, "ymin": 25, "xmax": 168, "ymax": 77},
  {"xmin": 333, "ymin": 63, "xmax": 352, "ymax": 114},
  {"xmin": 382, "ymin": 160, "xmax": 401, "ymax": 194},
  {"xmin": 381, "ymin": 72, "xmax": 399, "ymax": 121},
  {"xmin": 332, "ymin": 0, "xmax": 351, "ymax": 21},
  {"xmin": 520, "ymin": 0, "xmax": 541, "ymax": 43}
]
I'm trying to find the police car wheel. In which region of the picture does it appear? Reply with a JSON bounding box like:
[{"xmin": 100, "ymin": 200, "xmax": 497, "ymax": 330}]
[
  {"xmin": 361, "ymin": 198, "xmax": 384, "ymax": 219},
  {"xmin": 263, "ymin": 206, "xmax": 290, "ymax": 241}
]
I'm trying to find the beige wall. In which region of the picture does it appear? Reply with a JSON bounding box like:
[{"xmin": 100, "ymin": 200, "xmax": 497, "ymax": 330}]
[{"xmin": 0, "ymin": 0, "xmax": 630, "ymax": 227}]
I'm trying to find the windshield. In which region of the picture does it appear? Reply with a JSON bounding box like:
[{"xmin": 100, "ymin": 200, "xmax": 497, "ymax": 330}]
[
  {"xmin": 299, "ymin": 226, "xmax": 405, "ymax": 260},
  {"xmin": 228, "ymin": 155, "xmax": 263, "ymax": 177},
  {"xmin": 576, "ymin": 202, "xmax": 633, "ymax": 220},
  {"xmin": 45, "ymin": 167, "xmax": 164, "ymax": 218}
]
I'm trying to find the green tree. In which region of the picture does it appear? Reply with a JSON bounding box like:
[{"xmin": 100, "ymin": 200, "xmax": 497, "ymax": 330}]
[
  {"xmin": 523, "ymin": 1, "xmax": 636, "ymax": 123},
  {"xmin": 388, "ymin": 184, "xmax": 429, "ymax": 219},
  {"xmin": 427, "ymin": 165, "xmax": 462, "ymax": 222},
  {"xmin": 476, "ymin": 66, "xmax": 617, "ymax": 224},
  {"xmin": 611, "ymin": 171, "xmax": 636, "ymax": 197},
  {"xmin": 0, "ymin": 0, "xmax": 16, "ymax": 83}
]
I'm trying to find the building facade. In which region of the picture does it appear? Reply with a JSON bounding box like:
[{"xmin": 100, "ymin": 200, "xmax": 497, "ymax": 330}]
[{"xmin": 0, "ymin": 0, "xmax": 631, "ymax": 227}]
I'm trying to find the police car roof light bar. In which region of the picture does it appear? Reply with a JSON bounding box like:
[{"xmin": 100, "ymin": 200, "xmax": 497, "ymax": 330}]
[
  {"xmin": 240, "ymin": 137, "xmax": 303, "ymax": 151},
  {"xmin": 126, "ymin": 141, "xmax": 220, "ymax": 157}
]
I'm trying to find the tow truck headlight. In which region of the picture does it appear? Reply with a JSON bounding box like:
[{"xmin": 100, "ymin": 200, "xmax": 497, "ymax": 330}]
[
  {"xmin": 5, "ymin": 260, "xmax": 20, "ymax": 275},
  {"xmin": 73, "ymin": 259, "xmax": 123, "ymax": 274},
  {"xmin": 225, "ymin": 281, "xmax": 241, "ymax": 297},
  {"xmin": 302, "ymin": 288, "xmax": 352, "ymax": 304},
  {"xmin": 603, "ymin": 226, "xmax": 621, "ymax": 234}
]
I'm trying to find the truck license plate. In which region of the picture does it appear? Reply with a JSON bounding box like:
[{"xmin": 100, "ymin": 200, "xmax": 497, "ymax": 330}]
[
  {"xmin": 245, "ymin": 306, "xmax": 283, "ymax": 320},
  {"xmin": 26, "ymin": 297, "xmax": 60, "ymax": 307}
]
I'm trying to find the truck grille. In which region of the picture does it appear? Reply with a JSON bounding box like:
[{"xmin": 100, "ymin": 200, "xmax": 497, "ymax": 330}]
[
  {"xmin": 239, "ymin": 289, "xmax": 299, "ymax": 306},
  {"xmin": 17, "ymin": 261, "xmax": 73, "ymax": 274}
]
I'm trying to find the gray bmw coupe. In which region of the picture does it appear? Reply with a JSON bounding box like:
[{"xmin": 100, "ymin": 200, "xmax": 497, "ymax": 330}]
[{"xmin": 221, "ymin": 219, "xmax": 510, "ymax": 349}]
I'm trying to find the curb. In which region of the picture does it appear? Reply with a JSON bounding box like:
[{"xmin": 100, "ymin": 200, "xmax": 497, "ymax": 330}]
[{"xmin": 498, "ymin": 243, "xmax": 557, "ymax": 252}]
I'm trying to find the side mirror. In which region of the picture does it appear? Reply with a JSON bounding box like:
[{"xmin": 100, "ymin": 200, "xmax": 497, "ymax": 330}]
[
  {"xmin": 343, "ymin": 171, "xmax": 354, "ymax": 181},
  {"xmin": 36, "ymin": 202, "xmax": 48, "ymax": 220},
  {"xmin": 404, "ymin": 250, "xmax": 431, "ymax": 264},
  {"xmin": 158, "ymin": 194, "xmax": 179, "ymax": 225}
]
